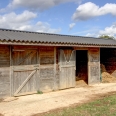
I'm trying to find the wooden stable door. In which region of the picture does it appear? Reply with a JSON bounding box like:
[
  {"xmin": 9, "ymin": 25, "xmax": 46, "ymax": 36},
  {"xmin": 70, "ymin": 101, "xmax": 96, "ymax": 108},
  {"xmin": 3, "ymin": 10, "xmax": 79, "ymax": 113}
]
[
  {"xmin": 59, "ymin": 49, "xmax": 76, "ymax": 89},
  {"xmin": 88, "ymin": 48, "xmax": 100, "ymax": 84},
  {"xmin": 11, "ymin": 49, "xmax": 39, "ymax": 96}
]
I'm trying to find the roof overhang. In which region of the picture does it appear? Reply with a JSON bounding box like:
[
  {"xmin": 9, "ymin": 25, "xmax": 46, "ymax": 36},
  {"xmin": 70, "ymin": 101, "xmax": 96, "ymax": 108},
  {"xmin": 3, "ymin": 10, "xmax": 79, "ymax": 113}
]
[{"xmin": 0, "ymin": 40, "xmax": 116, "ymax": 48}]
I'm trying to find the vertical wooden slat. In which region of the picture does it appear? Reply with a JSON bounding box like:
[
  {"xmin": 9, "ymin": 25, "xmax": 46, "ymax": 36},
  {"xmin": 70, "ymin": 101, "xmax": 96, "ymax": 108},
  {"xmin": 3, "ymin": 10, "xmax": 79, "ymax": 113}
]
[
  {"xmin": 10, "ymin": 45, "xmax": 13, "ymax": 96},
  {"xmin": 54, "ymin": 47, "xmax": 56, "ymax": 90},
  {"xmin": 0, "ymin": 46, "xmax": 10, "ymax": 97},
  {"xmin": 39, "ymin": 47, "xmax": 54, "ymax": 92},
  {"xmin": 37, "ymin": 48, "xmax": 40, "ymax": 90},
  {"xmin": 59, "ymin": 50, "xmax": 67, "ymax": 89}
]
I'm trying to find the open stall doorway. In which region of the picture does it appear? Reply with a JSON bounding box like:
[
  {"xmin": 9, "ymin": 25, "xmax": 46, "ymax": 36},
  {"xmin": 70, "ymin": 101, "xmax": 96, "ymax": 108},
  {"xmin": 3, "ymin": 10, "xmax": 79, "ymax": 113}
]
[{"xmin": 76, "ymin": 50, "xmax": 88, "ymax": 86}]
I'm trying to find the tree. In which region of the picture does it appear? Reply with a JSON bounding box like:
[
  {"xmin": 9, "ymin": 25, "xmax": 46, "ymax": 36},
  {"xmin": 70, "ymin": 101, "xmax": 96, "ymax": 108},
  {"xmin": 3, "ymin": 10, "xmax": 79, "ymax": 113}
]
[{"xmin": 99, "ymin": 35, "xmax": 115, "ymax": 40}]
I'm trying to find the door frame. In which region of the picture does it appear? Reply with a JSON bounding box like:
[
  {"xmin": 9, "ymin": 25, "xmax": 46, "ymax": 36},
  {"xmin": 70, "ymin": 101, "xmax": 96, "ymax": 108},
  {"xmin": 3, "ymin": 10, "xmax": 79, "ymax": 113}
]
[
  {"xmin": 75, "ymin": 50, "xmax": 88, "ymax": 84},
  {"xmin": 74, "ymin": 47, "xmax": 100, "ymax": 85}
]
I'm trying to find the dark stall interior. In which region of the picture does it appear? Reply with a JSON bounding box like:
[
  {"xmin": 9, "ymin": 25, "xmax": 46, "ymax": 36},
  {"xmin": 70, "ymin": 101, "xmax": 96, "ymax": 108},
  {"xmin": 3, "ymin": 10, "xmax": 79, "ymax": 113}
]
[
  {"xmin": 76, "ymin": 50, "xmax": 88, "ymax": 84},
  {"xmin": 100, "ymin": 48, "xmax": 116, "ymax": 83}
]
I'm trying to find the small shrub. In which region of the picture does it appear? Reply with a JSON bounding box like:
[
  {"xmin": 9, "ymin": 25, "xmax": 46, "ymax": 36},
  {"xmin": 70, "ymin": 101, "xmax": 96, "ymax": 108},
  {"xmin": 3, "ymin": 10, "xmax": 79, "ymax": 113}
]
[{"xmin": 37, "ymin": 90, "xmax": 43, "ymax": 94}]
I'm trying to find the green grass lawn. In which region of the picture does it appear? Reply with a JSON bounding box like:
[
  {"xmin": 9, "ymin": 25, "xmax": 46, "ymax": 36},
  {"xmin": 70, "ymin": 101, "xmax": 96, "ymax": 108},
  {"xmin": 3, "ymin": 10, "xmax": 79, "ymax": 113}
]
[{"xmin": 40, "ymin": 93, "xmax": 116, "ymax": 116}]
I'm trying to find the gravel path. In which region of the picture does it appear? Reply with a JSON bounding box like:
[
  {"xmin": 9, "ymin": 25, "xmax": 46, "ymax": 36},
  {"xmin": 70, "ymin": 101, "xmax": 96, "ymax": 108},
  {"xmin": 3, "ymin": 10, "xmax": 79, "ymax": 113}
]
[{"xmin": 0, "ymin": 83, "xmax": 116, "ymax": 116}]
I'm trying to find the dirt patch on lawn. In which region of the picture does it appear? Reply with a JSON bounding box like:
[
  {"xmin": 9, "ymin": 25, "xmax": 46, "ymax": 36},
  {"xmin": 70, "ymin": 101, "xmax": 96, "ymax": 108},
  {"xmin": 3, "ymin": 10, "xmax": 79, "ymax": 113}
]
[
  {"xmin": 32, "ymin": 91, "xmax": 116, "ymax": 116},
  {"xmin": 0, "ymin": 98, "xmax": 3, "ymax": 103},
  {"xmin": 0, "ymin": 113, "xmax": 4, "ymax": 116}
]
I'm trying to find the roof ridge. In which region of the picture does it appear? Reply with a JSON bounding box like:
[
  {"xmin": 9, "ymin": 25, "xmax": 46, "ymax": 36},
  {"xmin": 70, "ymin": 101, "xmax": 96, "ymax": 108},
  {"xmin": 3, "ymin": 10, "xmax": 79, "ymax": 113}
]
[
  {"xmin": 0, "ymin": 28, "xmax": 104, "ymax": 40},
  {"xmin": 0, "ymin": 28, "xmax": 116, "ymax": 41}
]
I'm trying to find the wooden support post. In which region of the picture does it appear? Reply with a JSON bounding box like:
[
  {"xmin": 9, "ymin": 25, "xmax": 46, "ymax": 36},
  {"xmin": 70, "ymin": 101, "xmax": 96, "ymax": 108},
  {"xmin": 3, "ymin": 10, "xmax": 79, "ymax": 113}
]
[
  {"xmin": 10, "ymin": 45, "xmax": 13, "ymax": 96},
  {"xmin": 37, "ymin": 47, "xmax": 40, "ymax": 90},
  {"xmin": 54, "ymin": 47, "xmax": 56, "ymax": 90},
  {"xmin": 88, "ymin": 48, "xmax": 100, "ymax": 85}
]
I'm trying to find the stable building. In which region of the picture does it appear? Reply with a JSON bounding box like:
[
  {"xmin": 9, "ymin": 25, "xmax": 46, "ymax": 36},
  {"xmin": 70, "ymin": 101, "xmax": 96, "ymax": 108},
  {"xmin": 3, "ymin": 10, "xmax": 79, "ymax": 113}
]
[{"xmin": 0, "ymin": 29, "xmax": 116, "ymax": 98}]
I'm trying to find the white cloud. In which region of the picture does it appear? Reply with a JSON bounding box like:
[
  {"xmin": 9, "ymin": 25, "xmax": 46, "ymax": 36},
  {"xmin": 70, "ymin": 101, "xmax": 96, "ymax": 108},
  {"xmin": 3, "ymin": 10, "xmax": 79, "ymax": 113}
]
[
  {"xmin": 76, "ymin": 24, "xmax": 116, "ymax": 38},
  {"xmin": 0, "ymin": 10, "xmax": 37, "ymax": 28},
  {"xmin": 36, "ymin": 21, "xmax": 61, "ymax": 33},
  {"xmin": 8, "ymin": 0, "xmax": 81, "ymax": 11},
  {"xmin": 17, "ymin": 22, "xmax": 61, "ymax": 33},
  {"xmin": 99, "ymin": 24, "xmax": 116, "ymax": 37},
  {"xmin": 0, "ymin": 11, "xmax": 61, "ymax": 33},
  {"xmin": 72, "ymin": 2, "xmax": 116, "ymax": 21},
  {"xmin": 69, "ymin": 23, "xmax": 76, "ymax": 30}
]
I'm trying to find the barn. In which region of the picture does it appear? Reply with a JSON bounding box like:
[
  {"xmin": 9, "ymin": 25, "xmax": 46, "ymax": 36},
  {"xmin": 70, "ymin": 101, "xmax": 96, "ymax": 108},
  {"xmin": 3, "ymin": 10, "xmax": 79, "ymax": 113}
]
[{"xmin": 0, "ymin": 29, "xmax": 116, "ymax": 98}]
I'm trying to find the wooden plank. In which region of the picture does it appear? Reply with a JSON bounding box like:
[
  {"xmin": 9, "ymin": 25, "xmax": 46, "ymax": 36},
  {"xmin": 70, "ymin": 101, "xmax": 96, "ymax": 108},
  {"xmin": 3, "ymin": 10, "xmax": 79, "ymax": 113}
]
[
  {"xmin": 40, "ymin": 56, "xmax": 54, "ymax": 64},
  {"xmin": 13, "ymin": 46, "xmax": 39, "ymax": 50},
  {"xmin": 17, "ymin": 51, "xmax": 37, "ymax": 65},
  {"xmin": 40, "ymin": 78, "xmax": 54, "ymax": 80},
  {"xmin": 0, "ymin": 48, "xmax": 10, "ymax": 67},
  {"xmin": 37, "ymin": 48, "xmax": 40, "ymax": 90},
  {"xmin": 74, "ymin": 47, "xmax": 88, "ymax": 50},
  {"xmin": 0, "ymin": 83, "xmax": 10, "ymax": 97},
  {"xmin": 13, "ymin": 68, "xmax": 39, "ymax": 72},
  {"xmin": 88, "ymin": 48, "xmax": 100, "ymax": 85},
  {"xmin": 40, "ymin": 68, "xmax": 54, "ymax": 78},
  {"xmin": 13, "ymin": 69, "xmax": 38, "ymax": 72},
  {"xmin": 59, "ymin": 67, "xmax": 67, "ymax": 89},
  {"xmin": 13, "ymin": 65, "xmax": 39, "ymax": 71},
  {"xmin": 40, "ymin": 47, "xmax": 54, "ymax": 65},
  {"xmin": 10, "ymin": 45, "xmax": 12, "ymax": 96},
  {"xmin": 39, "ymin": 47, "xmax": 54, "ymax": 56},
  {"xmin": 12, "ymin": 49, "xmax": 25, "ymax": 52},
  {"xmin": 14, "ymin": 70, "xmax": 36, "ymax": 95},
  {"xmin": 60, "ymin": 65, "xmax": 75, "ymax": 68},
  {"xmin": 0, "ymin": 45, "xmax": 10, "ymax": 97},
  {"xmin": 55, "ymin": 48, "xmax": 60, "ymax": 90},
  {"xmin": 0, "ymin": 67, "xmax": 10, "ymax": 84},
  {"xmin": 68, "ymin": 50, "xmax": 76, "ymax": 87},
  {"xmin": 12, "ymin": 49, "xmax": 37, "ymax": 65},
  {"xmin": 39, "ymin": 80, "xmax": 54, "ymax": 92},
  {"xmin": 54, "ymin": 47, "xmax": 56, "ymax": 90},
  {"xmin": 40, "ymin": 65, "xmax": 54, "ymax": 69}
]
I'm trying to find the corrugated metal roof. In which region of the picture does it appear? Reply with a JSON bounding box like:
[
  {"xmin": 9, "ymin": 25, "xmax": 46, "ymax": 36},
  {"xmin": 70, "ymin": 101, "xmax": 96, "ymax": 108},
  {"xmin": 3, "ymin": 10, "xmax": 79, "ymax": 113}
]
[{"xmin": 0, "ymin": 28, "xmax": 116, "ymax": 46}]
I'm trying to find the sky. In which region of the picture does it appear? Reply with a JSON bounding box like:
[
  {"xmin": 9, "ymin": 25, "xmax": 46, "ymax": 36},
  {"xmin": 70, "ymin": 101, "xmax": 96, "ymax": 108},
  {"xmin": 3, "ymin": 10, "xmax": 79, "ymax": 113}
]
[{"xmin": 0, "ymin": 0, "xmax": 116, "ymax": 38}]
